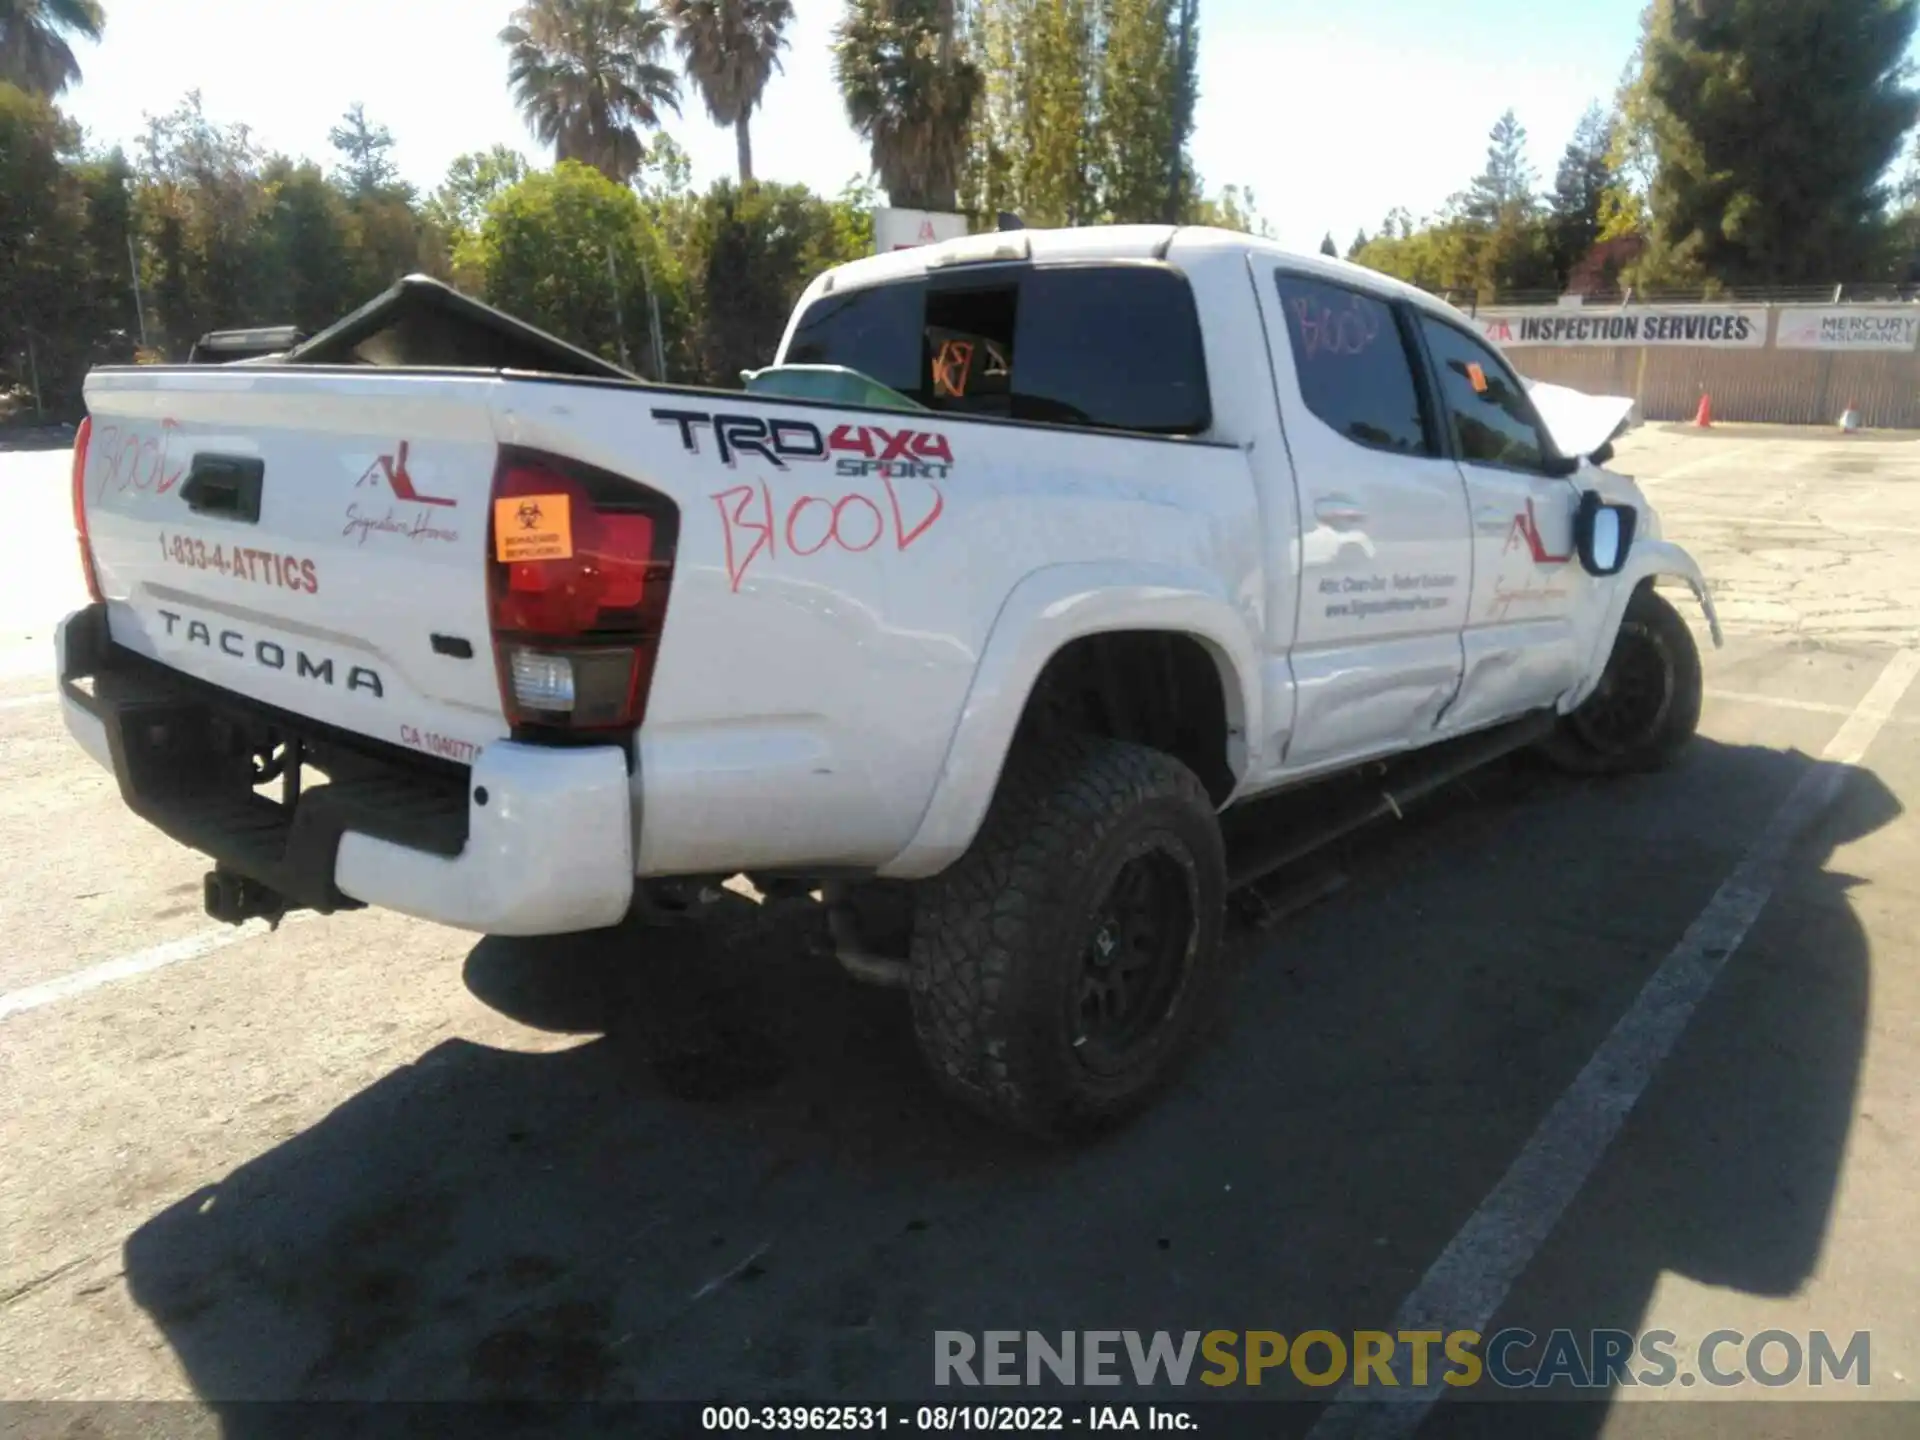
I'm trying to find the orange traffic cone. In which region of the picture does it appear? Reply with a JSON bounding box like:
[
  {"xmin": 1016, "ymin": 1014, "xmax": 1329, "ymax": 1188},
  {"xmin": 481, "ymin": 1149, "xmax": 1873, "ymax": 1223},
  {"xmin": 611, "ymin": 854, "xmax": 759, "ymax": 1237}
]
[{"xmin": 1693, "ymin": 393, "xmax": 1713, "ymax": 428}]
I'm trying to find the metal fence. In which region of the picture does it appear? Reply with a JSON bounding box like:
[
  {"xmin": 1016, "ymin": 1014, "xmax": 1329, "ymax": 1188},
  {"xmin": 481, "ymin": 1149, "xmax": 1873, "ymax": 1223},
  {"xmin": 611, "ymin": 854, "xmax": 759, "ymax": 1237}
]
[
  {"xmin": 1512, "ymin": 341, "xmax": 1917, "ymax": 427},
  {"xmin": 1450, "ymin": 283, "xmax": 1920, "ymax": 308},
  {"xmin": 1468, "ymin": 300, "xmax": 1920, "ymax": 428}
]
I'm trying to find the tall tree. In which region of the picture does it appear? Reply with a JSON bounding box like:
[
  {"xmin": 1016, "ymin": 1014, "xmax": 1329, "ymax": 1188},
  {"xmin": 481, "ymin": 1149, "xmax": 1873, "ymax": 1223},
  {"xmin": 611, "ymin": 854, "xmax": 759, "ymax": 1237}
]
[
  {"xmin": 663, "ymin": 0, "xmax": 792, "ymax": 183},
  {"xmin": 834, "ymin": 0, "xmax": 980, "ymax": 213},
  {"xmin": 1345, "ymin": 227, "xmax": 1367, "ymax": 259},
  {"xmin": 501, "ymin": 0, "xmax": 681, "ymax": 185},
  {"xmin": 135, "ymin": 91, "xmax": 267, "ymax": 350},
  {"xmin": 327, "ymin": 102, "xmax": 402, "ymax": 197},
  {"xmin": 968, "ymin": 0, "xmax": 1099, "ymax": 226},
  {"xmin": 1, "ymin": 80, "xmax": 88, "ymax": 411},
  {"xmin": 1317, "ymin": 232, "xmax": 1337, "ymax": 257},
  {"xmin": 0, "ymin": 0, "xmax": 104, "ymax": 97},
  {"xmin": 253, "ymin": 158, "xmax": 358, "ymax": 330},
  {"xmin": 1452, "ymin": 108, "xmax": 1557, "ymax": 298},
  {"xmin": 425, "ymin": 145, "xmax": 530, "ymax": 236},
  {"xmin": 1462, "ymin": 108, "xmax": 1535, "ymax": 226},
  {"xmin": 1355, "ymin": 113, "xmax": 1563, "ymax": 301},
  {"xmin": 633, "ymin": 129, "xmax": 693, "ymax": 200},
  {"xmin": 687, "ymin": 177, "xmax": 867, "ymax": 380},
  {"xmin": 1161, "ymin": 0, "xmax": 1198, "ymax": 223},
  {"xmin": 1094, "ymin": 0, "xmax": 1177, "ymax": 222},
  {"xmin": 72, "ymin": 144, "xmax": 138, "ymax": 348},
  {"xmin": 470, "ymin": 159, "xmax": 689, "ymax": 375},
  {"xmin": 1630, "ymin": 0, "xmax": 1920, "ymax": 286},
  {"xmin": 1548, "ymin": 102, "xmax": 1615, "ymax": 284}
]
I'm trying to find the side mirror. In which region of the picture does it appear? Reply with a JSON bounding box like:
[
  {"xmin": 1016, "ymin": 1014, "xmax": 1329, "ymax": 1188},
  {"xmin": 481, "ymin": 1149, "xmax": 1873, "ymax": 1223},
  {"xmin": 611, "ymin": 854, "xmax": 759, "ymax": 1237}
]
[
  {"xmin": 1573, "ymin": 489, "xmax": 1637, "ymax": 576},
  {"xmin": 1590, "ymin": 440, "xmax": 1615, "ymax": 467}
]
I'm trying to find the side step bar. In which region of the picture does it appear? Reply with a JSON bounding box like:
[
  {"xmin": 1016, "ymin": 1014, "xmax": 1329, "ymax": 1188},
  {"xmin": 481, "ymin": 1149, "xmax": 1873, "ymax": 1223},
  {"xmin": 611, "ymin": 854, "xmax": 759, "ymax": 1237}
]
[
  {"xmin": 1223, "ymin": 710, "xmax": 1556, "ymax": 890},
  {"xmin": 830, "ymin": 710, "xmax": 1558, "ymax": 985}
]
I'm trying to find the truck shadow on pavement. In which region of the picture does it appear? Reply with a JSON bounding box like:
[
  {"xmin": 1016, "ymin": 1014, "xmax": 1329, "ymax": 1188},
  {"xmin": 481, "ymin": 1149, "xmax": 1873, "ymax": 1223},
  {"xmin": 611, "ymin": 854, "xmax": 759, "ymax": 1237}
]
[{"xmin": 121, "ymin": 737, "xmax": 1898, "ymax": 1438}]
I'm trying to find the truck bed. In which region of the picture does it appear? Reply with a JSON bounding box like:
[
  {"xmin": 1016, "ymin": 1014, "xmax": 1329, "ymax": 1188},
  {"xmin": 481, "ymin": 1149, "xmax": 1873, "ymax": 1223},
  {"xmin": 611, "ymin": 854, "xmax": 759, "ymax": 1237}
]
[{"xmin": 77, "ymin": 361, "xmax": 1258, "ymax": 886}]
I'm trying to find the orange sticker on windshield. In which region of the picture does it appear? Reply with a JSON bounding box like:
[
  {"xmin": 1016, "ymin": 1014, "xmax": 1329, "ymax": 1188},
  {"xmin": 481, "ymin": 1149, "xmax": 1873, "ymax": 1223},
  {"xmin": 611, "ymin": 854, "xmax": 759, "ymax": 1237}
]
[
  {"xmin": 494, "ymin": 493, "xmax": 573, "ymax": 562},
  {"xmin": 1467, "ymin": 362, "xmax": 1489, "ymax": 394}
]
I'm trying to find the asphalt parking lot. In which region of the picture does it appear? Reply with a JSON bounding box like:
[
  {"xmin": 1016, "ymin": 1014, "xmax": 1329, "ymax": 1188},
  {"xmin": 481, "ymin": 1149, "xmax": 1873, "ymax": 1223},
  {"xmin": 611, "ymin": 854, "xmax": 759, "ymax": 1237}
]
[{"xmin": 3, "ymin": 422, "xmax": 1919, "ymax": 1437}]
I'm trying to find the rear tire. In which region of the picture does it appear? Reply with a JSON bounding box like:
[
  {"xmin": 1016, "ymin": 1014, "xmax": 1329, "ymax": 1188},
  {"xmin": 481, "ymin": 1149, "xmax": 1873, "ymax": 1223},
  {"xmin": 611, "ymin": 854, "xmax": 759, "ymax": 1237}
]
[
  {"xmin": 908, "ymin": 736, "xmax": 1227, "ymax": 1138},
  {"xmin": 1543, "ymin": 584, "xmax": 1702, "ymax": 775}
]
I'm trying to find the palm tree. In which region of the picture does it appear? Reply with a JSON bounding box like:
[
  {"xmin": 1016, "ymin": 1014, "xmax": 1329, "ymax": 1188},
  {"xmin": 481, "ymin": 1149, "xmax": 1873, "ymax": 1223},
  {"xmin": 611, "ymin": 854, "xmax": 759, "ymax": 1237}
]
[
  {"xmin": 662, "ymin": 0, "xmax": 792, "ymax": 184},
  {"xmin": 0, "ymin": 0, "xmax": 106, "ymax": 97},
  {"xmin": 833, "ymin": 0, "xmax": 979, "ymax": 214},
  {"xmin": 501, "ymin": 0, "xmax": 681, "ymax": 186}
]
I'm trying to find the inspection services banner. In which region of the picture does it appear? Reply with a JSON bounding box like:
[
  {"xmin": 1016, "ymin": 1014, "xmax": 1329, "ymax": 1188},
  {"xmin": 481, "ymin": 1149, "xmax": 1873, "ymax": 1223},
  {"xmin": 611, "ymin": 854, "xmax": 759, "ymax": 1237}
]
[
  {"xmin": 1774, "ymin": 305, "xmax": 1920, "ymax": 351},
  {"xmin": 1479, "ymin": 306, "xmax": 1769, "ymax": 349}
]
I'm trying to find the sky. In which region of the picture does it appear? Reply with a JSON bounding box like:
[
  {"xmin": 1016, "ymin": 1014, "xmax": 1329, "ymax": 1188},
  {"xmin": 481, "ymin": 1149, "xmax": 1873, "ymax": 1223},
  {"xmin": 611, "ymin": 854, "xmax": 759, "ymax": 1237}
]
[{"xmin": 57, "ymin": 0, "xmax": 1650, "ymax": 254}]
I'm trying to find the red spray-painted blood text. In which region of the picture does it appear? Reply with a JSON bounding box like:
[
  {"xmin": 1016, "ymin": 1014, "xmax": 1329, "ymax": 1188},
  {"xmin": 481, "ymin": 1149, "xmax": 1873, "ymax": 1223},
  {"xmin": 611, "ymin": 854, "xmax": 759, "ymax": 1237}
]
[{"xmin": 711, "ymin": 475, "xmax": 944, "ymax": 592}]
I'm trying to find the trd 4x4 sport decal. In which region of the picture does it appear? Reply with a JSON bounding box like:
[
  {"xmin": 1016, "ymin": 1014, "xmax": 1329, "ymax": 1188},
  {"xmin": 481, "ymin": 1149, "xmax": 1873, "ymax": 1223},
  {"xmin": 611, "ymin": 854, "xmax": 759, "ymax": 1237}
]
[{"xmin": 652, "ymin": 409, "xmax": 954, "ymax": 480}]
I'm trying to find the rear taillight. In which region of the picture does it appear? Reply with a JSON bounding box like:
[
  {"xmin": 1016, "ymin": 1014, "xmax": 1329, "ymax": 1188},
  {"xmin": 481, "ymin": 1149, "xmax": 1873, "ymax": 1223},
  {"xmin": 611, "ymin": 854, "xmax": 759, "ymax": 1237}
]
[
  {"xmin": 486, "ymin": 448, "xmax": 677, "ymax": 735},
  {"xmin": 71, "ymin": 416, "xmax": 103, "ymax": 603}
]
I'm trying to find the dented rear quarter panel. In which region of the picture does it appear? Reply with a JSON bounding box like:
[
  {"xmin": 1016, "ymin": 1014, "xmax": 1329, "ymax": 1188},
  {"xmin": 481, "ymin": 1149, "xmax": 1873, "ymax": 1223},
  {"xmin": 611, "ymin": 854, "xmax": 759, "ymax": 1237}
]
[{"xmin": 487, "ymin": 379, "xmax": 1263, "ymax": 876}]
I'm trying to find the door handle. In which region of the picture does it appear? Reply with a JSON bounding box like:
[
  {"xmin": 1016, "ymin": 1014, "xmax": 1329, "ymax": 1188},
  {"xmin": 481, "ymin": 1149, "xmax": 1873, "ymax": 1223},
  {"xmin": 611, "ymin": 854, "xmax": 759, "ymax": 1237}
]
[
  {"xmin": 1314, "ymin": 496, "xmax": 1367, "ymax": 529},
  {"xmin": 1474, "ymin": 505, "xmax": 1512, "ymax": 534},
  {"xmin": 180, "ymin": 454, "xmax": 265, "ymax": 524}
]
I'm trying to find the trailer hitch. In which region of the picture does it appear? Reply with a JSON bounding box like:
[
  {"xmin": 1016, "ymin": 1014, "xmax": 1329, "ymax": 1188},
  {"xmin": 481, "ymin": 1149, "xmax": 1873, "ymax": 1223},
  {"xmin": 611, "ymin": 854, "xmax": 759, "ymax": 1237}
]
[{"xmin": 202, "ymin": 868, "xmax": 291, "ymax": 929}]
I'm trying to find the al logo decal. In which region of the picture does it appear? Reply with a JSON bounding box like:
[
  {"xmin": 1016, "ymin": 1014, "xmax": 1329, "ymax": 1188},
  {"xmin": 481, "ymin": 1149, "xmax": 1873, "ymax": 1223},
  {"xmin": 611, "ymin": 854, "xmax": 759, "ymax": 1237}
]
[
  {"xmin": 357, "ymin": 440, "xmax": 456, "ymax": 507},
  {"xmin": 1505, "ymin": 497, "xmax": 1571, "ymax": 565}
]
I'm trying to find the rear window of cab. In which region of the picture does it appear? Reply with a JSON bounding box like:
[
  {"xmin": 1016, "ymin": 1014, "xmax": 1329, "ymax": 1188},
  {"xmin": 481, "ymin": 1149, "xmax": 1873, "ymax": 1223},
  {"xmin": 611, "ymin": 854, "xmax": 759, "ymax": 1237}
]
[{"xmin": 783, "ymin": 262, "xmax": 1212, "ymax": 437}]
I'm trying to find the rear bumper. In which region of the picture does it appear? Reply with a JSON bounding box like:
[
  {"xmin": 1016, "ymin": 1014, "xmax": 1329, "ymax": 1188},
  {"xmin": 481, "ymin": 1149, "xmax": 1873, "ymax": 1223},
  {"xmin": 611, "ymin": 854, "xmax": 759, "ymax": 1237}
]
[{"xmin": 57, "ymin": 606, "xmax": 634, "ymax": 936}]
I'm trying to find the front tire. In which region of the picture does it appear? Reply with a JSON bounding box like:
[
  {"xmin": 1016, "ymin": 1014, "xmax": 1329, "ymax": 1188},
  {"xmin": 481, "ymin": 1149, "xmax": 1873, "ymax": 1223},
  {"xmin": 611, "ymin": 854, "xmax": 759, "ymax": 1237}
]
[
  {"xmin": 1544, "ymin": 584, "xmax": 1703, "ymax": 775},
  {"xmin": 908, "ymin": 736, "xmax": 1227, "ymax": 1138}
]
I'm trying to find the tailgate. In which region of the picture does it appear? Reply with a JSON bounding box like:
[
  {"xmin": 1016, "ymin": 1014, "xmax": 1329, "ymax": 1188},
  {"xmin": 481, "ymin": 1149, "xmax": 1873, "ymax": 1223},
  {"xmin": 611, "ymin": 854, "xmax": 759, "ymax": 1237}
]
[{"xmin": 80, "ymin": 368, "xmax": 507, "ymax": 760}]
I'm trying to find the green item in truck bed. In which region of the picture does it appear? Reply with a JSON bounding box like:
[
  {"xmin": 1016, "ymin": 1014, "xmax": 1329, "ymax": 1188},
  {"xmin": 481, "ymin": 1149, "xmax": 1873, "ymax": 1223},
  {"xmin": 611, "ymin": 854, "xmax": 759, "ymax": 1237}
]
[{"xmin": 739, "ymin": 363, "xmax": 927, "ymax": 412}]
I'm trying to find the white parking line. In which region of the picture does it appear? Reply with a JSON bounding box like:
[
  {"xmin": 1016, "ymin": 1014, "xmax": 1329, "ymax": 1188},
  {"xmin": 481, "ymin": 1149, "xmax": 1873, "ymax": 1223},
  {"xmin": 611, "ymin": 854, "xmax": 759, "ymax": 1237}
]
[
  {"xmin": 1308, "ymin": 646, "xmax": 1920, "ymax": 1440},
  {"xmin": 1706, "ymin": 687, "xmax": 1920, "ymax": 725},
  {"xmin": 0, "ymin": 920, "xmax": 280, "ymax": 1022}
]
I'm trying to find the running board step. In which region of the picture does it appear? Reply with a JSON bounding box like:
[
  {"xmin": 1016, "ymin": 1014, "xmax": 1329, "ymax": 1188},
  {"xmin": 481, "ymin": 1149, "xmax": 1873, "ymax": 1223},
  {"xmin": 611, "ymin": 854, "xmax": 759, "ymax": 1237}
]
[{"xmin": 1224, "ymin": 711, "xmax": 1557, "ymax": 892}]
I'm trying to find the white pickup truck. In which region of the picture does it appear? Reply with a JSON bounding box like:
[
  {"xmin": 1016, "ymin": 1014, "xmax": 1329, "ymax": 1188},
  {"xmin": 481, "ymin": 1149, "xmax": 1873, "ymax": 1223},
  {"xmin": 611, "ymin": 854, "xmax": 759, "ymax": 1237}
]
[{"xmin": 58, "ymin": 225, "xmax": 1720, "ymax": 1135}]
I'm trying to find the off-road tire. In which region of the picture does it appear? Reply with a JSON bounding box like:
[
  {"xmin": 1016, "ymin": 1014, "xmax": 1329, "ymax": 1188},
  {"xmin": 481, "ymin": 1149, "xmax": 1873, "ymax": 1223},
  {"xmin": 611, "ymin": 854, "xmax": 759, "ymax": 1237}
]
[
  {"xmin": 908, "ymin": 736, "xmax": 1227, "ymax": 1138},
  {"xmin": 1542, "ymin": 584, "xmax": 1702, "ymax": 775}
]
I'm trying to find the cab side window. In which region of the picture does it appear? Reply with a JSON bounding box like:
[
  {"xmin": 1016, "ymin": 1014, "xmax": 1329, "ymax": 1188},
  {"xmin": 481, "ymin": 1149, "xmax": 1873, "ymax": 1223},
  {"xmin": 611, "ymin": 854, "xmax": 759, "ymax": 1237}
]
[
  {"xmin": 1273, "ymin": 273, "xmax": 1434, "ymax": 457},
  {"xmin": 785, "ymin": 265, "xmax": 1211, "ymax": 435},
  {"xmin": 1417, "ymin": 317, "xmax": 1553, "ymax": 472}
]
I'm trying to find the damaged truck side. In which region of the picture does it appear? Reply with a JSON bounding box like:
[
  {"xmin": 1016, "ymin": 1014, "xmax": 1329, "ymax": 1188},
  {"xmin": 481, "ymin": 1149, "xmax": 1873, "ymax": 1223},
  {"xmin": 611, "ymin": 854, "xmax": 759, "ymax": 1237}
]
[{"xmin": 58, "ymin": 226, "xmax": 1720, "ymax": 1136}]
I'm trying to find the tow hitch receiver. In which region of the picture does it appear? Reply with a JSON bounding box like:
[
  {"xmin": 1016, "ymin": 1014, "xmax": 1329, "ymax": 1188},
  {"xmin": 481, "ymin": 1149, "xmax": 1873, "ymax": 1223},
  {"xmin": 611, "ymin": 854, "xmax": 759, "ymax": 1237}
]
[{"xmin": 203, "ymin": 868, "xmax": 292, "ymax": 928}]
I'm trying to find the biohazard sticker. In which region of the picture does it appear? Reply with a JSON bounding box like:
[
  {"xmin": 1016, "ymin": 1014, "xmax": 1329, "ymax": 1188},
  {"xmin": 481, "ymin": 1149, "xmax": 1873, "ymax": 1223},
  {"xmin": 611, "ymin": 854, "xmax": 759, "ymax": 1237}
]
[{"xmin": 494, "ymin": 493, "xmax": 573, "ymax": 562}]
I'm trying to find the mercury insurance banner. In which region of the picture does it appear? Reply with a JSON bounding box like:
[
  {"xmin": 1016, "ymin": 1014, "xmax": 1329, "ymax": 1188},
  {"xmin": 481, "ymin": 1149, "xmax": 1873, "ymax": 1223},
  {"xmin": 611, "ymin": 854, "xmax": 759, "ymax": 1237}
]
[
  {"xmin": 1774, "ymin": 306, "xmax": 1920, "ymax": 351},
  {"xmin": 1479, "ymin": 306, "xmax": 1769, "ymax": 349}
]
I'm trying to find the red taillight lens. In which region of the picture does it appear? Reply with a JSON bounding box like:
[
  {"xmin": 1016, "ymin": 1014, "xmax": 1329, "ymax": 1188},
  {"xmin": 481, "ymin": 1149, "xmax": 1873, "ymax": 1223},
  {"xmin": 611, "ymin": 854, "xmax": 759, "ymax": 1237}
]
[
  {"xmin": 487, "ymin": 450, "xmax": 676, "ymax": 735},
  {"xmin": 71, "ymin": 416, "xmax": 102, "ymax": 603}
]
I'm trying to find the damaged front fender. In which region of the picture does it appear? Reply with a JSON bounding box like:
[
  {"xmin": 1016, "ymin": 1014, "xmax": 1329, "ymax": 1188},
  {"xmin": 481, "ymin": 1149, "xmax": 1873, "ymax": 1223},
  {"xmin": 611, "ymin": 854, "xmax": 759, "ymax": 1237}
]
[
  {"xmin": 1566, "ymin": 540, "xmax": 1723, "ymax": 714},
  {"xmin": 1633, "ymin": 539, "xmax": 1724, "ymax": 648}
]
